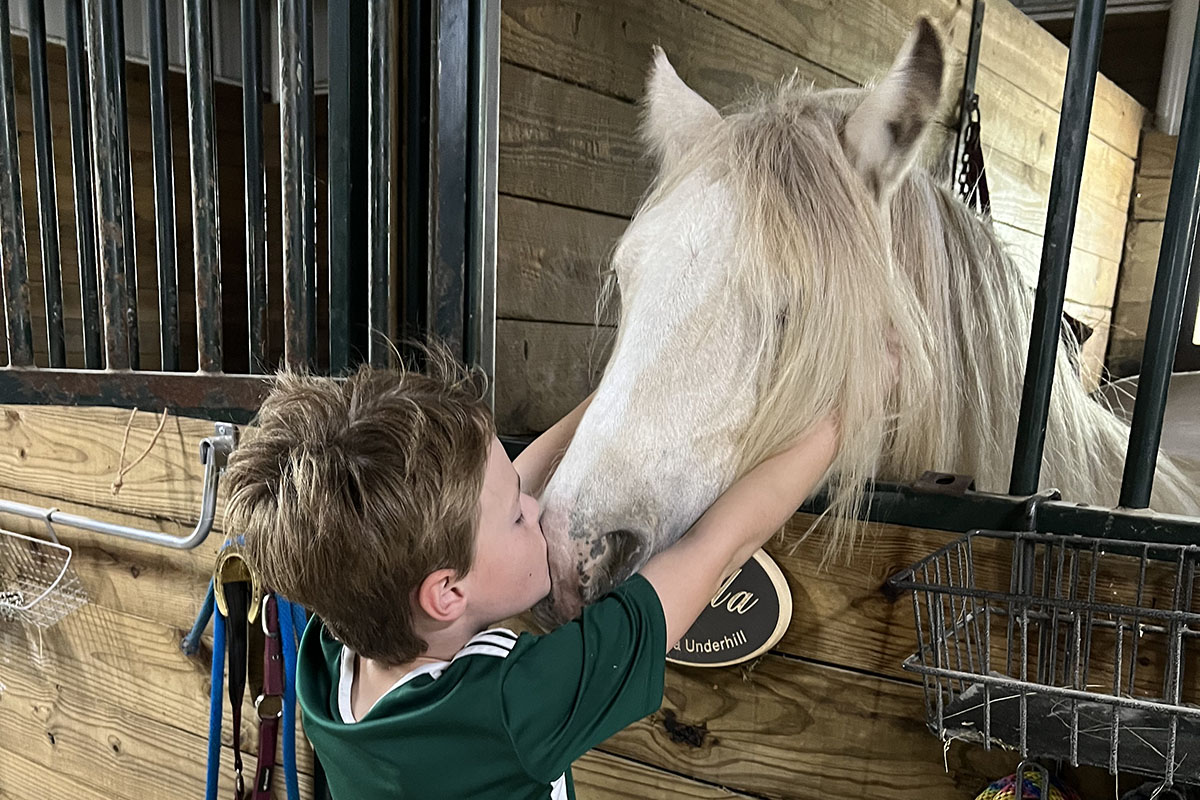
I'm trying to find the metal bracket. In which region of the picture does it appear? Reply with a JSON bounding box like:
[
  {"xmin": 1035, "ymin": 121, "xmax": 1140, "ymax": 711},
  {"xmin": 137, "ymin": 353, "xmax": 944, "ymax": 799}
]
[{"xmin": 0, "ymin": 422, "xmax": 239, "ymax": 549}]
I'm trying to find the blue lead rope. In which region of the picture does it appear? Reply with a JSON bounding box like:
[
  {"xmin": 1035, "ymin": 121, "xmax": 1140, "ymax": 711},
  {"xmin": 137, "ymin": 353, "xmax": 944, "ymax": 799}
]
[
  {"xmin": 278, "ymin": 597, "xmax": 304, "ymax": 800},
  {"xmin": 206, "ymin": 598, "xmax": 226, "ymax": 800},
  {"xmin": 188, "ymin": 547, "xmax": 305, "ymax": 800}
]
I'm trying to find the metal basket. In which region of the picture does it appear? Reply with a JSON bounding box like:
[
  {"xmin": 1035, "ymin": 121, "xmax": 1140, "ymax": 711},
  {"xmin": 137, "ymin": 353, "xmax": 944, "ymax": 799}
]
[
  {"xmin": 0, "ymin": 527, "xmax": 88, "ymax": 630},
  {"xmin": 890, "ymin": 530, "xmax": 1200, "ymax": 786}
]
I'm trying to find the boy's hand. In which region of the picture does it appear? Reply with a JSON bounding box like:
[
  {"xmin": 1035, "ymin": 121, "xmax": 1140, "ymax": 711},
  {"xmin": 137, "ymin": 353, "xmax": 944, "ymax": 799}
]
[{"xmin": 639, "ymin": 416, "xmax": 839, "ymax": 651}]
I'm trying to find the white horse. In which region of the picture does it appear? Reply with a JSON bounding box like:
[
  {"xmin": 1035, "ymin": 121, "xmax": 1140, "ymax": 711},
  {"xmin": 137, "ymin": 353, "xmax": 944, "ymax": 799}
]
[{"xmin": 534, "ymin": 19, "xmax": 1199, "ymax": 625}]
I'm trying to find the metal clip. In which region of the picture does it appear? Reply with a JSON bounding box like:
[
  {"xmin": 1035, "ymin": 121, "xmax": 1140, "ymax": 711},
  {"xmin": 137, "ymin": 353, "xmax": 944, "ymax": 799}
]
[
  {"xmin": 212, "ymin": 545, "xmax": 264, "ymax": 624},
  {"xmin": 255, "ymin": 692, "xmax": 284, "ymax": 720}
]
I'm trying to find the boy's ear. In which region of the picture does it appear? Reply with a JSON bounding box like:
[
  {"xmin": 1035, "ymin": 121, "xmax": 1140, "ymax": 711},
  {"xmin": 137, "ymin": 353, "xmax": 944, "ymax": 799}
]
[{"xmin": 416, "ymin": 568, "xmax": 468, "ymax": 623}]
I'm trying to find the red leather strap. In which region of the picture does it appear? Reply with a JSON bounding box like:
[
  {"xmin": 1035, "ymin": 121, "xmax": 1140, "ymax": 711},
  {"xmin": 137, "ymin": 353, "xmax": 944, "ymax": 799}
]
[{"xmin": 253, "ymin": 593, "xmax": 284, "ymax": 799}]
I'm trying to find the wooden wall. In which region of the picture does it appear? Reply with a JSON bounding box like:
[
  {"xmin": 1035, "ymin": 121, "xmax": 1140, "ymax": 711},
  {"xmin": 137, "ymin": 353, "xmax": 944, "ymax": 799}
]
[
  {"xmin": 1107, "ymin": 128, "xmax": 1176, "ymax": 379},
  {"xmin": 493, "ymin": 0, "xmax": 1145, "ymax": 436}
]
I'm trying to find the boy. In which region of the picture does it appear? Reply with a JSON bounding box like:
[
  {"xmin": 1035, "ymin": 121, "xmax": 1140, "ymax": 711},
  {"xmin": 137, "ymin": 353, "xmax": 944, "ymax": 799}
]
[{"xmin": 225, "ymin": 352, "xmax": 837, "ymax": 799}]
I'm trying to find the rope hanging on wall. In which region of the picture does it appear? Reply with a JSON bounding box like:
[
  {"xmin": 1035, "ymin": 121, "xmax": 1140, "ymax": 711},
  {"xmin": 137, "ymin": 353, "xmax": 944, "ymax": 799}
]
[{"xmin": 110, "ymin": 407, "xmax": 170, "ymax": 495}]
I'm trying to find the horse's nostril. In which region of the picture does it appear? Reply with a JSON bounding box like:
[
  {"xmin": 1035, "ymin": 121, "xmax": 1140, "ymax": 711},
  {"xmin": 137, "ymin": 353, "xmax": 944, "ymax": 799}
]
[{"xmin": 588, "ymin": 529, "xmax": 647, "ymax": 597}]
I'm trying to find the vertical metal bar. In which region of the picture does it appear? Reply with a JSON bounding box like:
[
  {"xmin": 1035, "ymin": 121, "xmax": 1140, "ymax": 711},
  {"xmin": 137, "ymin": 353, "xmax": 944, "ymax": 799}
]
[
  {"xmin": 83, "ymin": 0, "xmax": 131, "ymax": 369},
  {"xmin": 106, "ymin": 0, "xmax": 138, "ymax": 368},
  {"xmin": 367, "ymin": 0, "xmax": 393, "ymax": 368},
  {"xmin": 467, "ymin": 0, "xmax": 499, "ymax": 405},
  {"xmin": 328, "ymin": 0, "xmax": 368, "ymax": 374},
  {"xmin": 427, "ymin": 0, "xmax": 469, "ymax": 358},
  {"xmin": 147, "ymin": 0, "xmax": 179, "ymax": 371},
  {"xmin": 27, "ymin": 0, "xmax": 65, "ymax": 367},
  {"xmin": 400, "ymin": 0, "xmax": 428, "ymax": 350},
  {"xmin": 65, "ymin": 0, "xmax": 102, "ymax": 369},
  {"xmin": 280, "ymin": 0, "xmax": 316, "ymax": 369},
  {"xmin": 1009, "ymin": 0, "xmax": 1107, "ymax": 495},
  {"xmin": 185, "ymin": 0, "xmax": 222, "ymax": 372},
  {"xmin": 1119, "ymin": 8, "xmax": 1200, "ymax": 508},
  {"xmin": 0, "ymin": 0, "xmax": 32, "ymax": 366},
  {"xmin": 242, "ymin": 0, "xmax": 267, "ymax": 373}
]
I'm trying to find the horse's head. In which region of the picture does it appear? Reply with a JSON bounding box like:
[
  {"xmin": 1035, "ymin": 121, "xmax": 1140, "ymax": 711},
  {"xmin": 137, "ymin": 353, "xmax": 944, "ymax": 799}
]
[{"xmin": 536, "ymin": 20, "xmax": 945, "ymax": 625}]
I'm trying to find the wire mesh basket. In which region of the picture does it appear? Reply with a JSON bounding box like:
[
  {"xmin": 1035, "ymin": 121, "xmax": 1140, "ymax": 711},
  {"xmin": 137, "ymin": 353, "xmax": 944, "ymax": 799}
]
[
  {"xmin": 890, "ymin": 530, "xmax": 1200, "ymax": 786},
  {"xmin": 0, "ymin": 527, "xmax": 89, "ymax": 630}
]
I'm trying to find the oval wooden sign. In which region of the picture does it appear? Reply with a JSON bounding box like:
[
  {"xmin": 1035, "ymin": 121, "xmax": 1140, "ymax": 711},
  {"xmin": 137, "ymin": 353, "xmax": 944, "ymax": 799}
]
[{"xmin": 666, "ymin": 549, "xmax": 792, "ymax": 668}]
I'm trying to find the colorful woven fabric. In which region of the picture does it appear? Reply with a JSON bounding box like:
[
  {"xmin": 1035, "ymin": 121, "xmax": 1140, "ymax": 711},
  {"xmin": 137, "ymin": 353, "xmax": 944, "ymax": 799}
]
[{"xmin": 974, "ymin": 769, "xmax": 1082, "ymax": 800}]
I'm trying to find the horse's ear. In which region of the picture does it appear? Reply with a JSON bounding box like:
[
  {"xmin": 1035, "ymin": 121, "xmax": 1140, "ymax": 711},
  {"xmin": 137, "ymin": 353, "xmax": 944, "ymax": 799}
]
[
  {"xmin": 641, "ymin": 47, "xmax": 722, "ymax": 170},
  {"xmin": 841, "ymin": 18, "xmax": 945, "ymax": 201}
]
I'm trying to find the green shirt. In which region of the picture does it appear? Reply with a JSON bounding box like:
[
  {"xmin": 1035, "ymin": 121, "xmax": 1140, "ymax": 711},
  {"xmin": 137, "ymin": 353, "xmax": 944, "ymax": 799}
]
[{"xmin": 296, "ymin": 574, "xmax": 667, "ymax": 799}]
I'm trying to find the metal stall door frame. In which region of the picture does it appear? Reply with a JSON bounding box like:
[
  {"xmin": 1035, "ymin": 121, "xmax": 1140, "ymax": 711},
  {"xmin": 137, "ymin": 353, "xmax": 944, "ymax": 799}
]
[{"xmin": 0, "ymin": 0, "xmax": 500, "ymax": 548}]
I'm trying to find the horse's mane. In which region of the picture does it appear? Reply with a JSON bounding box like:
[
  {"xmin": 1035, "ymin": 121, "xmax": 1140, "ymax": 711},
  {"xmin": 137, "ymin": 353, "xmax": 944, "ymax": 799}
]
[{"xmin": 620, "ymin": 76, "xmax": 1197, "ymax": 558}]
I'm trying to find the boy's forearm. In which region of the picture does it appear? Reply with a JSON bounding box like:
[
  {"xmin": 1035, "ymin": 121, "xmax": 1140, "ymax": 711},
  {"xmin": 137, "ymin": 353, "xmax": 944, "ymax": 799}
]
[
  {"xmin": 514, "ymin": 392, "xmax": 596, "ymax": 497},
  {"xmin": 640, "ymin": 418, "xmax": 838, "ymax": 650}
]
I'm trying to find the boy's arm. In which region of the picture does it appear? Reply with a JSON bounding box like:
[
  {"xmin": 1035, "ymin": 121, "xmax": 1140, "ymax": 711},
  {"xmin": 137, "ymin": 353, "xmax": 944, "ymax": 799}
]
[
  {"xmin": 639, "ymin": 416, "xmax": 839, "ymax": 651},
  {"xmin": 513, "ymin": 392, "xmax": 595, "ymax": 498}
]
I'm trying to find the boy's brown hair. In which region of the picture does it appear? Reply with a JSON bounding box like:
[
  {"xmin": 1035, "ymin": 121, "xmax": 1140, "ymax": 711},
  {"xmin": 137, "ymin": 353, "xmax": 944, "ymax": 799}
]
[{"xmin": 224, "ymin": 352, "xmax": 495, "ymax": 665}]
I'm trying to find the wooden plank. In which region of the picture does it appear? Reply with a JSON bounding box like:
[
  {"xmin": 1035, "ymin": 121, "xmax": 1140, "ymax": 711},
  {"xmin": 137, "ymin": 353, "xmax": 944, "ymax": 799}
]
[
  {"xmin": 0, "ymin": 747, "xmax": 119, "ymax": 800},
  {"xmin": 0, "ymin": 403, "xmax": 227, "ymax": 530},
  {"xmin": 0, "ymin": 619, "xmax": 313, "ymax": 799},
  {"xmin": 576, "ymin": 751, "xmax": 755, "ymax": 798},
  {"xmin": 679, "ymin": 0, "xmax": 1142, "ymax": 158},
  {"xmin": 498, "ymin": 195, "xmax": 625, "ymax": 325},
  {"xmin": 500, "ymin": 0, "xmax": 1136, "ymax": 223},
  {"xmin": 0, "ymin": 597, "xmax": 315, "ymax": 779},
  {"xmin": 500, "ymin": 63, "xmax": 651, "ymax": 217},
  {"xmin": 986, "ymin": 145, "xmax": 1130, "ymax": 265},
  {"xmin": 1139, "ymin": 129, "xmax": 1178, "ymax": 178},
  {"xmin": 1133, "ymin": 175, "xmax": 1171, "ymax": 221},
  {"xmin": 992, "ymin": 220, "xmax": 1121, "ymax": 320},
  {"xmin": 1108, "ymin": 220, "xmax": 1164, "ymax": 375},
  {"xmin": 600, "ymin": 650, "xmax": 1019, "ymax": 799},
  {"xmin": 501, "ymin": 0, "xmax": 848, "ymax": 108},
  {"xmin": 496, "ymin": 318, "xmax": 612, "ymax": 434}
]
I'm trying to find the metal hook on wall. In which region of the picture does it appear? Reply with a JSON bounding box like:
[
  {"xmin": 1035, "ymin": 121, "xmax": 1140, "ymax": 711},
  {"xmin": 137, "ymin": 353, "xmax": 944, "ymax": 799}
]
[{"xmin": 0, "ymin": 423, "xmax": 238, "ymax": 550}]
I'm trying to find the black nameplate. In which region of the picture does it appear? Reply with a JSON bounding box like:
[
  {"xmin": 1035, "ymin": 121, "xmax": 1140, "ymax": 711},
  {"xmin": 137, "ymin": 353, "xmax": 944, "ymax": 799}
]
[{"xmin": 666, "ymin": 549, "xmax": 792, "ymax": 668}]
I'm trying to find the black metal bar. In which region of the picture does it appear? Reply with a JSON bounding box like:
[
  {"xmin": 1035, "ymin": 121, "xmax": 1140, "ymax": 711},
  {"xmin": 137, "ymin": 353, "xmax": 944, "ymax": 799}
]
[
  {"xmin": 427, "ymin": 0, "xmax": 470, "ymax": 359},
  {"xmin": 241, "ymin": 0, "xmax": 267, "ymax": 374},
  {"xmin": 27, "ymin": 0, "xmax": 65, "ymax": 368},
  {"xmin": 1119, "ymin": 9, "xmax": 1200, "ymax": 509},
  {"xmin": 0, "ymin": 0, "xmax": 33, "ymax": 366},
  {"xmin": 280, "ymin": 0, "xmax": 316, "ymax": 369},
  {"xmin": 367, "ymin": 0, "xmax": 392, "ymax": 368},
  {"xmin": 65, "ymin": 0, "xmax": 102, "ymax": 369},
  {"xmin": 147, "ymin": 0, "xmax": 179, "ymax": 372},
  {"xmin": 83, "ymin": 0, "xmax": 131, "ymax": 369},
  {"xmin": 400, "ymin": 0, "xmax": 428, "ymax": 352},
  {"xmin": 106, "ymin": 0, "xmax": 138, "ymax": 369},
  {"xmin": 1009, "ymin": 0, "xmax": 1107, "ymax": 496},
  {"xmin": 466, "ymin": 0, "xmax": 499, "ymax": 402},
  {"xmin": 0, "ymin": 369, "xmax": 272, "ymax": 424},
  {"xmin": 184, "ymin": 0, "xmax": 223, "ymax": 372},
  {"xmin": 328, "ymin": 0, "xmax": 369, "ymax": 374}
]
